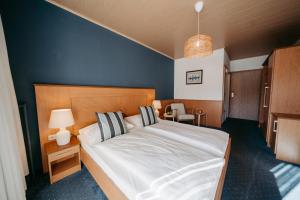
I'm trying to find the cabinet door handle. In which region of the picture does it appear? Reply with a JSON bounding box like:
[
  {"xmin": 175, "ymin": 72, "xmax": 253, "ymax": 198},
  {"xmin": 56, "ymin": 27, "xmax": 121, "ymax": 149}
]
[
  {"xmin": 263, "ymin": 86, "xmax": 270, "ymax": 108},
  {"xmin": 273, "ymin": 120, "xmax": 278, "ymax": 132}
]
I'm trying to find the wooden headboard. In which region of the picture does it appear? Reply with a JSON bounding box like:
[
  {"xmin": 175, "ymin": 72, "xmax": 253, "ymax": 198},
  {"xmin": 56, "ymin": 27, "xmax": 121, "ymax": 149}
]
[{"xmin": 34, "ymin": 84, "xmax": 155, "ymax": 172}]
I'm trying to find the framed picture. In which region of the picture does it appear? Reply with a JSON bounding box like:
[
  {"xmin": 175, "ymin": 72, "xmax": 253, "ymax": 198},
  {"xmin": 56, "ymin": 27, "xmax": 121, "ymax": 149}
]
[{"xmin": 186, "ymin": 70, "xmax": 203, "ymax": 84}]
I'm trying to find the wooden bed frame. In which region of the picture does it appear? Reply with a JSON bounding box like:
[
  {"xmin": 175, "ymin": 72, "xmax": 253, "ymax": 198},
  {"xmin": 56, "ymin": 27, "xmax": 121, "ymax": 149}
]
[
  {"xmin": 35, "ymin": 84, "xmax": 231, "ymax": 200},
  {"xmin": 81, "ymin": 139, "xmax": 231, "ymax": 200}
]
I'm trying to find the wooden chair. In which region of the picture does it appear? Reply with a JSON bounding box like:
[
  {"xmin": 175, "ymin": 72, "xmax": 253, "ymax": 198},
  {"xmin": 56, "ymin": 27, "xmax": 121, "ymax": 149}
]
[{"xmin": 170, "ymin": 103, "xmax": 195, "ymax": 124}]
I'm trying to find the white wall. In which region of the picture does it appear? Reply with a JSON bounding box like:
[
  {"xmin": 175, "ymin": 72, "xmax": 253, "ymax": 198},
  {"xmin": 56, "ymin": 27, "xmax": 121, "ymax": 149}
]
[
  {"xmin": 174, "ymin": 48, "xmax": 226, "ymax": 101},
  {"xmin": 230, "ymin": 55, "xmax": 268, "ymax": 72}
]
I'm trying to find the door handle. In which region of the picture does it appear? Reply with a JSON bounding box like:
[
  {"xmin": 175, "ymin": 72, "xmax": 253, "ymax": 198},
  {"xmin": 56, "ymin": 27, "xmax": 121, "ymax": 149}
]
[
  {"xmin": 273, "ymin": 120, "xmax": 278, "ymax": 133},
  {"xmin": 263, "ymin": 86, "xmax": 269, "ymax": 108}
]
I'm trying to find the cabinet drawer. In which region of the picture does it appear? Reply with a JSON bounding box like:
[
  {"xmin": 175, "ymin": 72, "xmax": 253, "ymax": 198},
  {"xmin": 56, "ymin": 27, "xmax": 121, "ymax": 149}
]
[{"xmin": 48, "ymin": 145, "xmax": 79, "ymax": 162}]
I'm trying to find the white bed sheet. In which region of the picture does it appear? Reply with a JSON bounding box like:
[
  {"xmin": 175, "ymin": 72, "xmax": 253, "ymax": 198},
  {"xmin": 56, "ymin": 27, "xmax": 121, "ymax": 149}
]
[{"xmin": 78, "ymin": 124, "xmax": 228, "ymax": 200}]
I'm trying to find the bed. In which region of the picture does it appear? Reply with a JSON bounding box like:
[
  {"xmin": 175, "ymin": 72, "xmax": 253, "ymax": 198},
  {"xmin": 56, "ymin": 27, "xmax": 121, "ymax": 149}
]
[{"xmin": 34, "ymin": 84, "xmax": 231, "ymax": 200}]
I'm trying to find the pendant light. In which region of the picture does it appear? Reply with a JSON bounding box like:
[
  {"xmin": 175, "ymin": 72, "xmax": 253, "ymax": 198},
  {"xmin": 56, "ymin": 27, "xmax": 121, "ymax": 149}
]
[{"xmin": 184, "ymin": 1, "xmax": 213, "ymax": 58}]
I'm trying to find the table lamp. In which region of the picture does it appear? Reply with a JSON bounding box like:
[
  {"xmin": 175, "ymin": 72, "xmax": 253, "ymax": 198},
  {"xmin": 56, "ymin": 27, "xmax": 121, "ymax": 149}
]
[
  {"xmin": 49, "ymin": 109, "xmax": 74, "ymax": 146},
  {"xmin": 152, "ymin": 100, "xmax": 162, "ymax": 117}
]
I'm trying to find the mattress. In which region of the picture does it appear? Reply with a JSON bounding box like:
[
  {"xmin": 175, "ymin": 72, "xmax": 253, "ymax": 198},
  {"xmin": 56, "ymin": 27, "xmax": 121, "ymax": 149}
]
[{"xmin": 78, "ymin": 121, "xmax": 229, "ymax": 200}]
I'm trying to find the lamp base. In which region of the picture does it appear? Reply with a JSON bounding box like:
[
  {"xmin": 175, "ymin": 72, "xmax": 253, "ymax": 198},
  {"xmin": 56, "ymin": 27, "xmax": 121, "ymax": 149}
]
[
  {"xmin": 155, "ymin": 109, "xmax": 160, "ymax": 118},
  {"xmin": 56, "ymin": 129, "xmax": 71, "ymax": 146}
]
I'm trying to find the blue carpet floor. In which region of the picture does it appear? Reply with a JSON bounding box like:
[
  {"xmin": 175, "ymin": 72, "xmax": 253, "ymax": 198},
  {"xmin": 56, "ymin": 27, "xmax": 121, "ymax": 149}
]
[
  {"xmin": 26, "ymin": 166, "xmax": 107, "ymax": 200},
  {"xmin": 221, "ymin": 118, "xmax": 300, "ymax": 200},
  {"xmin": 26, "ymin": 118, "xmax": 300, "ymax": 200}
]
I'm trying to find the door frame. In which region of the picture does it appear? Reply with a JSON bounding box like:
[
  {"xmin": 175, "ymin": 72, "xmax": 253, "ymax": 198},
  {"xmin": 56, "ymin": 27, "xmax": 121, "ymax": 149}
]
[{"xmin": 222, "ymin": 65, "xmax": 231, "ymax": 122}]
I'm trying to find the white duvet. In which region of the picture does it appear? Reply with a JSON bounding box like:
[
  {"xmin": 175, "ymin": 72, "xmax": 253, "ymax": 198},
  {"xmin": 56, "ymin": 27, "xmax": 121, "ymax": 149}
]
[
  {"xmin": 145, "ymin": 120, "xmax": 229, "ymax": 157},
  {"xmin": 80, "ymin": 121, "xmax": 229, "ymax": 200}
]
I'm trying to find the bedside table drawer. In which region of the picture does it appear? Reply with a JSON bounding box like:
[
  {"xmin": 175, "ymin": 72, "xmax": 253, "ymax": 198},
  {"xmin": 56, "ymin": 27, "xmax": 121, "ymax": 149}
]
[{"xmin": 48, "ymin": 145, "xmax": 79, "ymax": 162}]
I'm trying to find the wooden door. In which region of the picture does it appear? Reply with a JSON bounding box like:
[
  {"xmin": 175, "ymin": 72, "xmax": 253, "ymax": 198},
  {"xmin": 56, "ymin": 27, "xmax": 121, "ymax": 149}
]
[
  {"xmin": 229, "ymin": 70, "xmax": 262, "ymax": 120},
  {"xmin": 270, "ymin": 46, "xmax": 300, "ymax": 114},
  {"xmin": 265, "ymin": 54, "xmax": 274, "ymax": 145}
]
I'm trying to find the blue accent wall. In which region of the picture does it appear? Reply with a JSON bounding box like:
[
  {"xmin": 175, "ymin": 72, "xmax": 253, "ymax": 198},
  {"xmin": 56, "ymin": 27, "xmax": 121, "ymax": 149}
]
[{"xmin": 0, "ymin": 0, "xmax": 174, "ymax": 172}]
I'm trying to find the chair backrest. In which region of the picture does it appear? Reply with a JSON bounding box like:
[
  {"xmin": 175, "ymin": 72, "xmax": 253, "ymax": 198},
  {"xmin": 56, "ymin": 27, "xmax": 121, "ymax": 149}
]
[
  {"xmin": 165, "ymin": 104, "xmax": 172, "ymax": 114},
  {"xmin": 171, "ymin": 103, "xmax": 186, "ymax": 115}
]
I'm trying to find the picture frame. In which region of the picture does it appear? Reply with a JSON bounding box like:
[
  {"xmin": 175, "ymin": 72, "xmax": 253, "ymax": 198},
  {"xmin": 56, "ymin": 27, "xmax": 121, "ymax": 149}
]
[{"xmin": 186, "ymin": 70, "xmax": 203, "ymax": 84}]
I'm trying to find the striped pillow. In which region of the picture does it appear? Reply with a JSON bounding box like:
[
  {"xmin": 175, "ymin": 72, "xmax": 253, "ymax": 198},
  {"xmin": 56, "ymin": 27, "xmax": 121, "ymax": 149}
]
[
  {"xmin": 95, "ymin": 111, "xmax": 128, "ymax": 141},
  {"xmin": 139, "ymin": 106, "xmax": 158, "ymax": 126}
]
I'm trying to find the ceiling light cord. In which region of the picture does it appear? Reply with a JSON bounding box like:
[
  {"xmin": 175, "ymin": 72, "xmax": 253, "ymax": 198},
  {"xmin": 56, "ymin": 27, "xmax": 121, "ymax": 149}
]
[
  {"xmin": 197, "ymin": 11, "xmax": 199, "ymax": 35},
  {"xmin": 197, "ymin": 11, "xmax": 200, "ymax": 44}
]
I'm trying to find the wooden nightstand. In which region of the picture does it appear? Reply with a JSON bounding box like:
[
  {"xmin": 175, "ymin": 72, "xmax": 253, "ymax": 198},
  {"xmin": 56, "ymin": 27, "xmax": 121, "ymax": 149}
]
[{"xmin": 45, "ymin": 136, "xmax": 81, "ymax": 184}]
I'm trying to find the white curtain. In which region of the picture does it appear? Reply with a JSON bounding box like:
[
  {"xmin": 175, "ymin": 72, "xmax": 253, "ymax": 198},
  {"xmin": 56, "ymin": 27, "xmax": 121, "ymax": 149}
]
[{"xmin": 0, "ymin": 16, "xmax": 28, "ymax": 200}]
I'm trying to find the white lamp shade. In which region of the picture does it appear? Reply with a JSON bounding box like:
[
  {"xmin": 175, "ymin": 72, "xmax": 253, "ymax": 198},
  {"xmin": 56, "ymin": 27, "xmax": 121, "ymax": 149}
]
[
  {"xmin": 152, "ymin": 100, "xmax": 162, "ymax": 109},
  {"xmin": 48, "ymin": 109, "xmax": 74, "ymax": 129}
]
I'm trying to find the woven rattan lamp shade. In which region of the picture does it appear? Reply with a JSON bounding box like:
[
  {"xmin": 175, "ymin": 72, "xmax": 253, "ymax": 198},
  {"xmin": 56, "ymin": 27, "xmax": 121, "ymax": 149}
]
[{"xmin": 184, "ymin": 34, "xmax": 213, "ymax": 58}]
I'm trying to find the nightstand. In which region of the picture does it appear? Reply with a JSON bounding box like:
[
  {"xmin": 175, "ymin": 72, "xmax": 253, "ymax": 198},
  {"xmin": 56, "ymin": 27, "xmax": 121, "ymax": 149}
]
[{"xmin": 45, "ymin": 136, "xmax": 81, "ymax": 184}]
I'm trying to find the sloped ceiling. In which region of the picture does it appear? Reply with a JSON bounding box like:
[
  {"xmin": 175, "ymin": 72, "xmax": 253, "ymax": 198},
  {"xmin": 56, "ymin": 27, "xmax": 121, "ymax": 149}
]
[{"xmin": 48, "ymin": 0, "xmax": 300, "ymax": 59}]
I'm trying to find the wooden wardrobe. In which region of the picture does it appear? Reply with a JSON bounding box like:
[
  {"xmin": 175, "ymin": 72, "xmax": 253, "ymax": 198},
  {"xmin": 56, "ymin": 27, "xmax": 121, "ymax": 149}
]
[{"xmin": 258, "ymin": 45, "xmax": 300, "ymax": 165}]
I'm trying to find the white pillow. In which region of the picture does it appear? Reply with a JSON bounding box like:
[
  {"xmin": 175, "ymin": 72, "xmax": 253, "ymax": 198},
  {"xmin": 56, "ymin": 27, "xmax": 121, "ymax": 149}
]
[
  {"xmin": 125, "ymin": 121, "xmax": 135, "ymax": 130},
  {"xmin": 78, "ymin": 121, "xmax": 135, "ymax": 145},
  {"xmin": 78, "ymin": 123, "xmax": 101, "ymax": 145},
  {"xmin": 78, "ymin": 123, "xmax": 98, "ymax": 135},
  {"xmin": 125, "ymin": 114, "xmax": 144, "ymax": 128}
]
